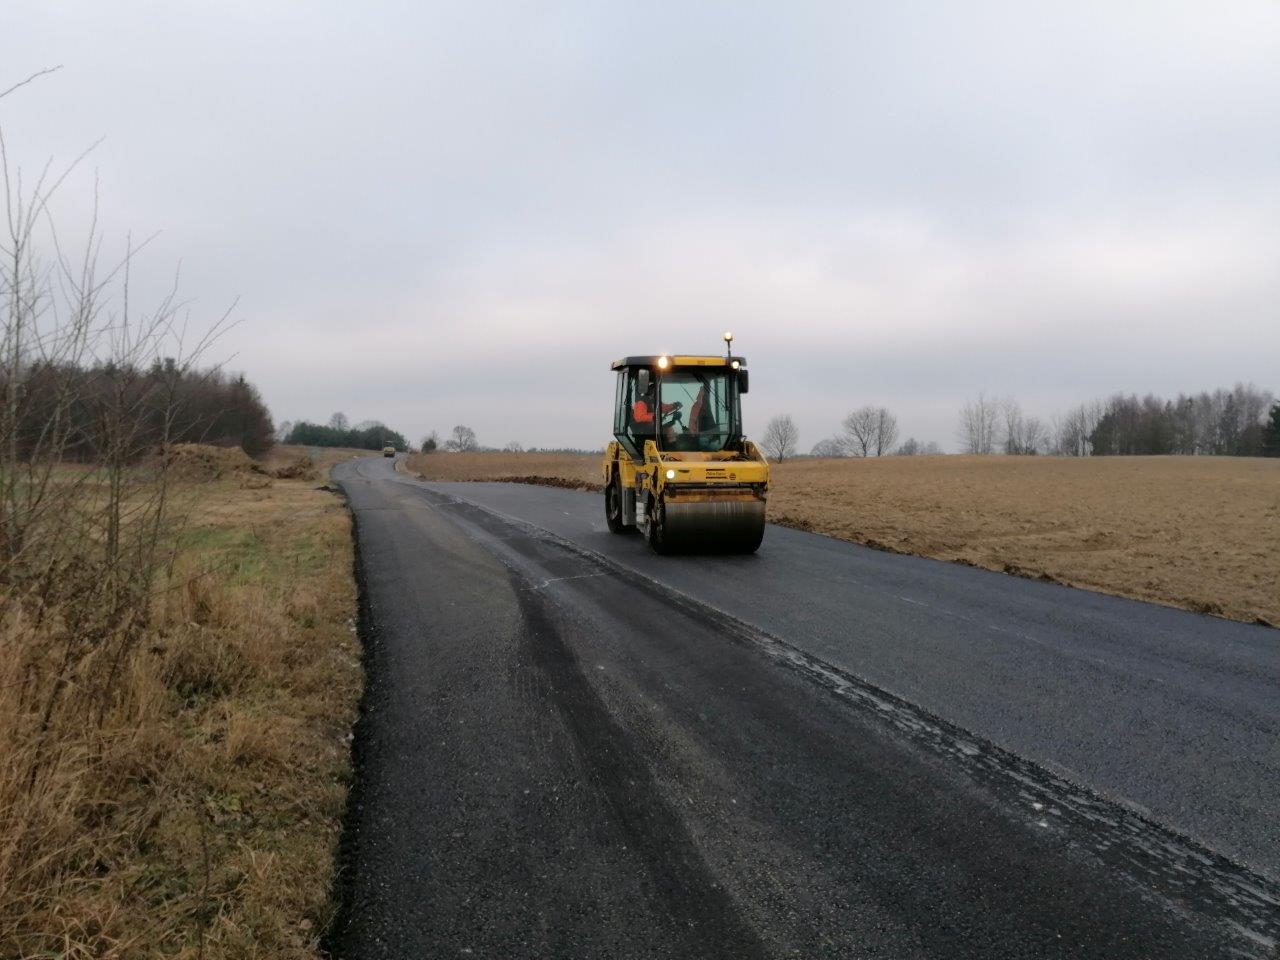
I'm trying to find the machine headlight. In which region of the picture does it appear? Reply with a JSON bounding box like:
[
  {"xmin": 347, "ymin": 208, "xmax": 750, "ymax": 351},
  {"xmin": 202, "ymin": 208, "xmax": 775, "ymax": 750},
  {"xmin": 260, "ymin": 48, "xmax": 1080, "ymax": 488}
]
[
  {"xmin": 657, "ymin": 355, "xmax": 669, "ymax": 369},
  {"xmin": 665, "ymin": 469, "xmax": 676, "ymax": 480},
  {"xmin": 731, "ymin": 360, "xmax": 740, "ymax": 370}
]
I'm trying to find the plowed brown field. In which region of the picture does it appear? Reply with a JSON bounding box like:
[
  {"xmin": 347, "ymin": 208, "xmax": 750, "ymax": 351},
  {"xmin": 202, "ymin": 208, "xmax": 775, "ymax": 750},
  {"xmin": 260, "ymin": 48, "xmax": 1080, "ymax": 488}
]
[{"xmin": 404, "ymin": 451, "xmax": 1280, "ymax": 627}]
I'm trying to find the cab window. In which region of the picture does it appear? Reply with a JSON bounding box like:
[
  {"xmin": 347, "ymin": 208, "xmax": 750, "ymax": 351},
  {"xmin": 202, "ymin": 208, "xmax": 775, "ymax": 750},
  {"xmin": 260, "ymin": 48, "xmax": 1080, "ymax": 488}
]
[{"xmin": 658, "ymin": 369, "xmax": 736, "ymax": 452}]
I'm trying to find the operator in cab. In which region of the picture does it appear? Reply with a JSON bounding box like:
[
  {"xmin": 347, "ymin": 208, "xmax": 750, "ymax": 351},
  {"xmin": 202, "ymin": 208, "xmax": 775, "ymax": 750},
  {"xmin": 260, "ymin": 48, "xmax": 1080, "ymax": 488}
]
[{"xmin": 633, "ymin": 382, "xmax": 681, "ymax": 442}]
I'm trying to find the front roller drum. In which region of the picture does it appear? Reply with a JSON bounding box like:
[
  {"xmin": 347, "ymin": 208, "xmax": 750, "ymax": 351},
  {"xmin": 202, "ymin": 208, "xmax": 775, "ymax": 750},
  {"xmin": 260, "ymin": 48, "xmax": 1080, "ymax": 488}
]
[{"xmin": 648, "ymin": 495, "xmax": 766, "ymax": 554}]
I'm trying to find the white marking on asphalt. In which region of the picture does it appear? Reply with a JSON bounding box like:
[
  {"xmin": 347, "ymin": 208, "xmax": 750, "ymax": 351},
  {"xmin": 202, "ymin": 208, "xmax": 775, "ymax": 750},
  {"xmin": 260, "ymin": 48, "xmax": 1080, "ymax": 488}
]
[{"xmin": 533, "ymin": 572, "xmax": 607, "ymax": 591}]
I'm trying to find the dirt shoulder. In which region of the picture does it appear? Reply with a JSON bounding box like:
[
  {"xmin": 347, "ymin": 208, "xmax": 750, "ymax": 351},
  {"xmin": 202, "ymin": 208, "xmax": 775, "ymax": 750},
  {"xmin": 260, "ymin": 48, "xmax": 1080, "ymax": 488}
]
[
  {"xmin": 406, "ymin": 450, "xmax": 603, "ymax": 490},
  {"xmin": 264, "ymin": 444, "xmax": 375, "ymax": 474},
  {"xmin": 405, "ymin": 451, "xmax": 1280, "ymax": 627}
]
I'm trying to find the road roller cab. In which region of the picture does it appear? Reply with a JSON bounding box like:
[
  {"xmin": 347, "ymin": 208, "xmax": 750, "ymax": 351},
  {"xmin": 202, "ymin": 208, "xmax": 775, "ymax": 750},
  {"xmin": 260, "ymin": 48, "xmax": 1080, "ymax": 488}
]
[{"xmin": 603, "ymin": 335, "xmax": 769, "ymax": 553}]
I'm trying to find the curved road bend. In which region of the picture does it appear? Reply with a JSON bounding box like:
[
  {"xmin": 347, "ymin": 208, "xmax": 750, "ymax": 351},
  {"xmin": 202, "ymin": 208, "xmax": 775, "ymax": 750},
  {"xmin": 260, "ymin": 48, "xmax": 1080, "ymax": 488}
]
[{"xmin": 330, "ymin": 455, "xmax": 1278, "ymax": 959}]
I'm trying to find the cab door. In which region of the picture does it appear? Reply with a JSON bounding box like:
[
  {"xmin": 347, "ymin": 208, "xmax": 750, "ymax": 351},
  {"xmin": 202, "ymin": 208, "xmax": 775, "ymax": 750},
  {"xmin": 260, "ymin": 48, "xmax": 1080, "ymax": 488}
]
[{"xmin": 612, "ymin": 367, "xmax": 654, "ymax": 459}]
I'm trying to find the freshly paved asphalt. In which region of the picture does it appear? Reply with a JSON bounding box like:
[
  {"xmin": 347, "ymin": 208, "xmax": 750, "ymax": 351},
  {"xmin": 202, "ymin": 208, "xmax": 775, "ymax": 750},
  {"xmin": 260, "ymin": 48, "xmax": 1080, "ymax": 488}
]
[{"xmin": 329, "ymin": 456, "xmax": 1279, "ymax": 959}]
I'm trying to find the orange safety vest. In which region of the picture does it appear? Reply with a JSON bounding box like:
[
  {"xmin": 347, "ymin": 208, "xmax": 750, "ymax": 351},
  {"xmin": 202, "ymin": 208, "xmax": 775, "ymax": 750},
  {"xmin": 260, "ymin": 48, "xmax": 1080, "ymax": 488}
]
[{"xmin": 633, "ymin": 399, "xmax": 676, "ymax": 424}]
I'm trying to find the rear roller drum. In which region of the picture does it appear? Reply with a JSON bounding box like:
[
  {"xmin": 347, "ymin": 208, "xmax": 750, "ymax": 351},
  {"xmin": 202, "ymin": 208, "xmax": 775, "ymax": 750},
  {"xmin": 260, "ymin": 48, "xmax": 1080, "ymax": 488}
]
[{"xmin": 647, "ymin": 495, "xmax": 765, "ymax": 555}]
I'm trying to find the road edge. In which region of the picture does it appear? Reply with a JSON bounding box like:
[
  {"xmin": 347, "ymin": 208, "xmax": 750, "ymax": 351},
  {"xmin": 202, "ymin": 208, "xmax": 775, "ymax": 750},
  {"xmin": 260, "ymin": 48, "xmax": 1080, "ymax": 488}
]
[{"xmin": 319, "ymin": 474, "xmax": 377, "ymax": 960}]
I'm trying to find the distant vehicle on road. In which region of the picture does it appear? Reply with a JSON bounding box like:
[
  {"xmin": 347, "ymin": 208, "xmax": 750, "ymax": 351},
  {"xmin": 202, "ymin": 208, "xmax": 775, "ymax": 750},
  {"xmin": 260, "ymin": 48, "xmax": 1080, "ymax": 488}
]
[{"xmin": 382, "ymin": 445, "xmax": 396, "ymax": 458}]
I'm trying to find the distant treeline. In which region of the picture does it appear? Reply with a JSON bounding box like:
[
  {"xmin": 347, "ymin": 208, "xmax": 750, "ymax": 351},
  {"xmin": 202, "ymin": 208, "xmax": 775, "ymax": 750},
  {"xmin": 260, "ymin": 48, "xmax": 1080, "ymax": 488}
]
[
  {"xmin": 6, "ymin": 359, "xmax": 274, "ymax": 459},
  {"xmin": 1089, "ymin": 386, "xmax": 1276, "ymax": 456},
  {"xmin": 285, "ymin": 420, "xmax": 409, "ymax": 451},
  {"xmin": 799, "ymin": 382, "xmax": 1279, "ymax": 459},
  {"xmin": 951, "ymin": 383, "xmax": 1278, "ymax": 457},
  {"xmin": 415, "ymin": 426, "xmax": 598, "ymax": 455}
]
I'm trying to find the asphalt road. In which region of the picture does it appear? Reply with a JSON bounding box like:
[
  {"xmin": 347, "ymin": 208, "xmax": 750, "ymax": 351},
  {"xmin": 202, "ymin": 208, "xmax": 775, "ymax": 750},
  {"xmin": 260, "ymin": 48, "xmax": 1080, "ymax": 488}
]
[{"xmin": 329, "ymin": 456, "xmax": 1279, "ymax": 959}]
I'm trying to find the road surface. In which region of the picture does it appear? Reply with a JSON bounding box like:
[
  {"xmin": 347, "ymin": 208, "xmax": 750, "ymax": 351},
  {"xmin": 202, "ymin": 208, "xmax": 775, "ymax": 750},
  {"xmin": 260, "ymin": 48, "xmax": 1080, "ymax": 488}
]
[{"xmin": 329, "ymin": 455, "xmax": 1278, "ymax": 959}]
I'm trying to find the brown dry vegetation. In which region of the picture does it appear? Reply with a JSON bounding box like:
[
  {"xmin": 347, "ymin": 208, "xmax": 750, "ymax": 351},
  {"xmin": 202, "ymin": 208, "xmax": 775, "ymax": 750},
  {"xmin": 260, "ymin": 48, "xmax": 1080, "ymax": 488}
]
[
  {"xmin": 262, "ymin": 445, "xmax": 372, "ymax": 476},
  {"xmin": 2, "ymin": 86, "xmax": 364, "ymax": 957},
  {"xmin": 406, "ymin": 451, "xmax": 1280, "ymax": 626},
  {"xmin": 406, "ymin": 450, "xmax": 603, "ymax": 489},
  {"xmin": 1, "ymin": 468, "xmax": 359, "ymax": 958}
]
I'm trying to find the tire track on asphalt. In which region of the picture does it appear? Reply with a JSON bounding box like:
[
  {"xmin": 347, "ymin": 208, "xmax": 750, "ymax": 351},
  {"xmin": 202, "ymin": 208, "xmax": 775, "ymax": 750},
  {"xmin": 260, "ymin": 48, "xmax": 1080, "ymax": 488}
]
[{"xmin": 509, "ymin": 566, "xmax": 769, "ymax": 959}]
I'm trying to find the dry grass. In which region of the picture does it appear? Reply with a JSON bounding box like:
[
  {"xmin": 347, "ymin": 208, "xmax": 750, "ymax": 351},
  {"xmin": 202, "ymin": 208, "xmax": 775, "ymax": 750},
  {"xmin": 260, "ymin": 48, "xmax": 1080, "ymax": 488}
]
[
  {"xmin": 0, "ymin": 470, "xmax": 360, "ymax": 958},
  {"xmin": 406, "ymin": 451, "xmax": 1280, "ymax": 626},
  {"xmin": 406, "ymin": 450, "xmax": 603, "ymax": 489},
  {"xmin": 262, "ymin": 445, "xmax": 372, "ymax": 475}
]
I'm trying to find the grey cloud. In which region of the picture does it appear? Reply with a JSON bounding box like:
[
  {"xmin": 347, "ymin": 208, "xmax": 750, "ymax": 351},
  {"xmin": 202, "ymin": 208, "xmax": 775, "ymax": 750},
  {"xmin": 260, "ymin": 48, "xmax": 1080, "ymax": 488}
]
[{"xmin": 2, "ymin": 1, "xmax": 1276, "ymax": 451}]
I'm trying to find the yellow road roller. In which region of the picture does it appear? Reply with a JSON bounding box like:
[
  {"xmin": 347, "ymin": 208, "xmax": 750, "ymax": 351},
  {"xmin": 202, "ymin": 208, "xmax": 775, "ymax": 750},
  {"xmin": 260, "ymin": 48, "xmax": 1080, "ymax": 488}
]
[{"xmin": 603, "ymin": 333, "xmax": 769, "ymax": 554}]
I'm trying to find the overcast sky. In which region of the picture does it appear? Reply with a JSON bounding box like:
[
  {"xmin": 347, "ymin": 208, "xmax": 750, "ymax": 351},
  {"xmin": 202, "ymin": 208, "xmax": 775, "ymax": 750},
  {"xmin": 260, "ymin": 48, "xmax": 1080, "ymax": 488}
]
[{"xmin": 3, "ymin": 1, "xmax": 1278, "ymax": 451}]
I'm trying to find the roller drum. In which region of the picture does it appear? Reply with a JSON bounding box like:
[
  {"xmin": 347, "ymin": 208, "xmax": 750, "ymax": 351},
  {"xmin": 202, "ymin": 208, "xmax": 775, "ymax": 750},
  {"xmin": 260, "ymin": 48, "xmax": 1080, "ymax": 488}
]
[{"xmin": 654, "ymin": 496, "xmax": 765, "ymax": 553}]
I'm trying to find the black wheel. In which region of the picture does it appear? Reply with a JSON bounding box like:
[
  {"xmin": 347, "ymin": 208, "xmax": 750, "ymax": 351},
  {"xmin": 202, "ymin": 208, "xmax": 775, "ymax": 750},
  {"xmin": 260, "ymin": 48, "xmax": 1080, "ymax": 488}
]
[
  {"xmin": 646, "ymin": 495, "xmax": 671, "ymax": 554},
  {"xmin": 604, "ymin": 476, "xmax": 627, "ymax": 533}
]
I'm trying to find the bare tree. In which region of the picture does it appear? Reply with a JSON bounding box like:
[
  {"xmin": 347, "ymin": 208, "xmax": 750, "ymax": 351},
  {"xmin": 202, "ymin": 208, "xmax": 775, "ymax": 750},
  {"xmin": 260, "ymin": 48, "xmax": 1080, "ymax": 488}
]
[
  {"xmin": 761, "ymin": 414, "xmax": 799, "ymax": 461},
  {"xmin": 957, "ymin": 394, "xmax": 1000, "ymax": 454},
  {"xmin": 328, "ymin": 411, "xmax": 349, "ymax": 431},
  {"xmin": 842, "ymin": 406, "xmax": 897, "ymax": 457},
  {"xmin": 446, "ymin": 424, "xmax": 478, "ymax": 452},
  {"xmin": 872, "ymin": 408, "xmax": 899, "ymax": 456},
  {"xmin": 841, "ymin": 407, "xmax": 877, "ymax": 457},
  {"xmin": 999, "ymin": 398, "xmax": 1046, "ymax": 455},
  {"xmin": 1001, "ymin": 398, "xmax": 1023, "ymax": 455},
  {"xmin": 1051, "ymin": 400, "xmax": 1102, "ymax": 456},
  {"xmin": 420, "ymin": 430, "xmax": 439, "ymax": 453},
  {"xmin": 898, "ymin": 438, "xmax": 943, "ymax": 455},
  {"xmin": 810, "ymin": 437, "xmax": 845, "ymax": 458},
  {"xmin": 503, "ymin": 440, "xmax": 524, "ymax": 453},
  {"xmin": 1023, "ymin": 417, "xmax": 1048, "ymax": 454}
]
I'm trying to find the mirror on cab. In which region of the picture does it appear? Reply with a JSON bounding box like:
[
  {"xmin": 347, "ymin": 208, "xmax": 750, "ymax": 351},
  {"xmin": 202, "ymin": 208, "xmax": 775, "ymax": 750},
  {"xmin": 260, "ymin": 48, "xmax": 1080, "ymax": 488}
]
[
  {"xmin": 738, "ymin": 369, "xmax": 749, "ymax": 393},
  {"xmin": 637, "ymin": 369, "xmax": 651, "ymax": 395}
]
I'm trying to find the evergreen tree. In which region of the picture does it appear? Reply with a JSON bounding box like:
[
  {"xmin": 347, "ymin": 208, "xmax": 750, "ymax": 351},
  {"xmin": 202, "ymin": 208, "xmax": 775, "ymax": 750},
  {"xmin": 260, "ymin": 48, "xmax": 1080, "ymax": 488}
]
[
  {"xmin": 284, "ymin": 420, "xmax": 409, "ymax": 451},
  {"xmin": 1263, "ymin": 403, "xmax": 1280, "ymax": 458},
  {"xmin": 3, "ymin": 360, "xmax": 274, "ymax": 460}
]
